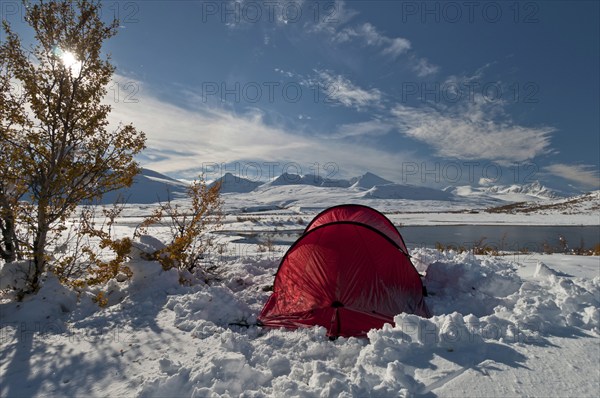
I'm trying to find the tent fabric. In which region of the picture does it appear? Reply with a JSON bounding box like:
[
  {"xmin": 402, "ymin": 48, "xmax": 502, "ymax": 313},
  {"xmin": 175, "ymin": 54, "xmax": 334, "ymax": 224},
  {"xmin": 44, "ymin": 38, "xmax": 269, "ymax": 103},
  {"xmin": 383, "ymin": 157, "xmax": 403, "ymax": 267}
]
[
  {"xmin": 259, "ymin": 205, "xmax": 431, "ymax": 338},
  {"xmin": 304, "ymin": 204, "xmax": 408, "ymax": 253}
]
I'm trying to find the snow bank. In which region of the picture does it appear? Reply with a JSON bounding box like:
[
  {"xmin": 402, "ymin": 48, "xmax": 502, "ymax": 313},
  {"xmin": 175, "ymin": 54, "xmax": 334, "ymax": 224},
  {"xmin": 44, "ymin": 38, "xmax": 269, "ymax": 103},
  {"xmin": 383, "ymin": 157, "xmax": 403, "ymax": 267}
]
[
  {"xmin": 1, "ymin": 246, "xmax": 598, "ymax": 397},
  {"xmin": 0, "ymin": 273, "xmax": 78, "ymax": 325},
  {"xmin": 133, "ymin": 250, "xmax": 599, "ymax": 397},
  {"xmin": 0, "ymin": 260, "xmax": 30, "ymax": 291},
  {"xmin": 423, "ymin": 250, "xmax": 599, "ymax": 337}
]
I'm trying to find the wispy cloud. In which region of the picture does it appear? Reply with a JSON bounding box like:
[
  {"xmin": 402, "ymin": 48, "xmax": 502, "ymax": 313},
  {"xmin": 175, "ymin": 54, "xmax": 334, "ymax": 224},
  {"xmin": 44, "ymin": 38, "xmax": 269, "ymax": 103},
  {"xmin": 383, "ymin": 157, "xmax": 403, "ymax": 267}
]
[
  {"xmin": 390, "ymin": 99, "xmax": 555, "ymax": 164},
  {"xmin": 274, "ymin": 68, "xmax": 383, "ymax": 110},
  {"xmin": 106, "ymin": 75, "xmax": 415, "ymax": 180},
  {"xmin": 311, "ymin": 4, "xmax": 438, "ymax": 74},
  {"xmin": 309, "ymin": 70, "xmax": 383, "ymax": 109},
  {"xmin": 308, "ymin": 0, "xmax": 358, "ymax": 35},
  {"xmin": 382, "ymin": 37, "xmax": 413, "ymax": 58},
  {"xmin": 331, "ymin": 119, "xmax": 393, "ymax": 139},
  {"xmin": 411, "ymin": 56, "xmax": 439, "ymax": 77},
  {"xmin": 545, "ymin": 164, "xmax": 599, "ymax": 189},
  {"xmin": 336, "ymin": 23, "xmax": 411, "ymax": 58}
]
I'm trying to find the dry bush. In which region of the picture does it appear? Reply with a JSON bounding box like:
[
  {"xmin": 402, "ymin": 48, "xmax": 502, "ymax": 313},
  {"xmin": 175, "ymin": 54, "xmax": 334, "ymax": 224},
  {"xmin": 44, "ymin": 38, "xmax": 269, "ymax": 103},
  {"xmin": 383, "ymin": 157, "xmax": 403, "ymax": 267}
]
[
  {"xmin": 53, "ymin": 177, "xmax": 225, "ymax": 288},
  {"xmin": 137, "ymin": 178, "xmax": 224, "ymax": 276},
  {"xmin": 52, "ymin": 202, "xmax": 132, "ymax": 289},
  {"xmin": 435, "ymin": 242, "xmax": 468, "ymax": 253},
  {"xmin": 542, "ymin": 241, "xmax": 554, "ymax": 254},
  {"xmin": 471, "ymin": 237, "xmax": 499, "ymax": 256},
  {"xmin": 257, "ymin": 237, "xmax": 276, "ymax": 253}
]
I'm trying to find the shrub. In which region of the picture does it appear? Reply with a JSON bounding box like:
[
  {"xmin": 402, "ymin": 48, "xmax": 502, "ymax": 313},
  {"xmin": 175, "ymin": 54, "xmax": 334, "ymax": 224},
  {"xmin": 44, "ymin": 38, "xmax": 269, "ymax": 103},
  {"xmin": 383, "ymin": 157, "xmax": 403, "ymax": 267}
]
[
  {"xmin": 52, "ymin": 202, "xmax": 133, "ymax": 289},
  {"xmin": 137, "ymin": 178, "xmax": 224, "ymax": 277}
]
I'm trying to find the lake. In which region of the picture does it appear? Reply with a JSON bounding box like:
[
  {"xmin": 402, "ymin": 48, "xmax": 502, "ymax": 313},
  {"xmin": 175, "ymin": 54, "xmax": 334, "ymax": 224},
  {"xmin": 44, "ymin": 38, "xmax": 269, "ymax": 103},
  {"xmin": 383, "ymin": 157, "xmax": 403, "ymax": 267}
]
[
  {"xmin": 401, "ymin": 225, "xmax": 600, "ymax": 252},
  {"xmin": 221, "ymin": 225, "xmax": 600, "ymax": 253}
]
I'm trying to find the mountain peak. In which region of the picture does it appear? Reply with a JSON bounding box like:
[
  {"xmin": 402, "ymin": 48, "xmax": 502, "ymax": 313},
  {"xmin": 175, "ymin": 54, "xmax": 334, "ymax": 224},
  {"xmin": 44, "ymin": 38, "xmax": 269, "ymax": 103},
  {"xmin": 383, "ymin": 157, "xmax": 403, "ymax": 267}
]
[
  {"xmin": 350, "ymin": 172, "xmax": 394, "ymax": 189},
  {"xmin": 210, "ymin": 173, "xmax": 262, "ymax": 193},
  {"xmin": 483, "ymin": 181, "xmax": 561, "ymax": 199}
]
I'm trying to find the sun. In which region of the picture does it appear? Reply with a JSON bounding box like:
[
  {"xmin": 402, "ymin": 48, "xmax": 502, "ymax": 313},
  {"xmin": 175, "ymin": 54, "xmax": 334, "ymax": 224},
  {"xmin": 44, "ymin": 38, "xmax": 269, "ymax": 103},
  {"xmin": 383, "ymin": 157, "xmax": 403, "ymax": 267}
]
[
  {"xmin": 60, "ymin": 51, "xmax": 77, "ymax": 67},
  {"xmin": 61, "ymin": 50, "xmax": 82, "ymax": 75},
  {"xmin": 51, "ymin": 46, "xmax": 82, "ymax": 76}
]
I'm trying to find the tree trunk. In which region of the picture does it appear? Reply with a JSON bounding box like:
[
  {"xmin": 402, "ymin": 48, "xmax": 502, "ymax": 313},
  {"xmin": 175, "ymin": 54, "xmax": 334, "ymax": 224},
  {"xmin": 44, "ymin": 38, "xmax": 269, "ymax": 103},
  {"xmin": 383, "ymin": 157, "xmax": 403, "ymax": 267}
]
[
  {"xmin": 0, "ymin": 213, "xmax": 19, "ymax": 262},
  {"xmin": 0, "ymin": 196, "xmax": 20, "ymax": 263},
  {"xmin": 30, "ymin": 203, "xmax": 49, "ymax": 293}
]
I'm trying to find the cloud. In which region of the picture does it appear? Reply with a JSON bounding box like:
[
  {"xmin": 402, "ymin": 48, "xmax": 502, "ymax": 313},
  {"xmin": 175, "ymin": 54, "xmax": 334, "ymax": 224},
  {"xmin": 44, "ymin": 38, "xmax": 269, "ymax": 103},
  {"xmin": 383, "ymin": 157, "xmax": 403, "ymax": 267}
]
[
  {"xmin": 318, "ymin": 14, "xmax": 438, "ymax": 74},
  {"xmin": 274, "ymin": 68, "xmax": 295, "ymax": 78},
  {"xmin": 411, "ymin": 57, "xmax": 439, "ymax": 77},
  {"xmin": 478, "ymin": 177, "xmax": 496, "ymax": 187},
  {"xmin": 309, "ymin": 0, "xmax": 358, "ymax": 35},
  {"xmin": 336, "ymin": 23, "xmax": 411, "ymax": 58},
  {"xmin": 545, "ymin": 164, "xmax": 599, "ymax": 189},
  {"xmin": 274, "ymin": 69, "xmax": 383, "ymax": 110},
  {"xmin": 390, "ymin": 100, "xmax": 555, "ymax": 164},
  {"xmin": 331, "ymin": 119, "xmax": 393, "ymax": 139},
  {"xmin": 311, "ymin": 70, "xmax": 383, "ymax": 109},
  {"xmin": 106, "ymin": 75, "xmax": 415, "ymax": 180}
]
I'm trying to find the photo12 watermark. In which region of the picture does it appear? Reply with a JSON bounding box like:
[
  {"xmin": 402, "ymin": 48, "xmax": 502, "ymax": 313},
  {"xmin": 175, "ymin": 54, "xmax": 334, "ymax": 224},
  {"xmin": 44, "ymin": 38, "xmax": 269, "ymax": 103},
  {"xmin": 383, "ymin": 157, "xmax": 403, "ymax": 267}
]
[
  {"xmin": 1, "ymin": 1, "xmax": 141, "ymax": 24},
  {"xmin": 0, "ymin": 322, "xmax": 134, "ymax": 345},
  {"xmin": 397, "ymin": 1, "xmax": 541, "ymax": 24},
  {"xmin": 394, "ymin": 316, "xmax": 542, "ymax": 345},
  {"xmin": 400, "ymin": 161, "xmax": 540, "ymax": 185},
  {"xmin": 399, "ymin": 81, "xmax": 540, "ymax": 104},
  {"xmin": 197, "ymin": 79, "xmax": 540, "ymax": 105},
  {"xmin": 202, "ymin": 161, "xmax": 340, "ymax": 183},
  {"xmin": 199, "ymin": 0, "xmax": 340, "ymax": 25},
  {"xmin": 109, "ymin": 80, "xmax": 141, "ymax": 104}
]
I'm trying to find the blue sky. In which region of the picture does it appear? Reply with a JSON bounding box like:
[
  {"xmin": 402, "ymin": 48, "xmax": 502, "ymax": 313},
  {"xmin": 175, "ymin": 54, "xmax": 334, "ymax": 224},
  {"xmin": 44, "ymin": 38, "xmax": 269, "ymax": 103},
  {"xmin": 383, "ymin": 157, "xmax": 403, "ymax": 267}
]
[{"xmin": 4, "ymin": 0, "xmax": 599, "ymax": 190}]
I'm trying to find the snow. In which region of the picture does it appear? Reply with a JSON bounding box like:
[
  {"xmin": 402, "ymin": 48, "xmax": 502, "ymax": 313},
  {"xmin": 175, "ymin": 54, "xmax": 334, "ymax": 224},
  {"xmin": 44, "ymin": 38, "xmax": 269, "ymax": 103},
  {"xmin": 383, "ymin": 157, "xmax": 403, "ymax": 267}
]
[
  {"xmin": 349, "ymin": 172, "xmax": 393, "ymax": 189},
  {"xmin": 1, "ymin": 201, "xmax": 599, "ymax": 397},
  {"xmin": 100, "ymin": 168, "xmax": 597, "ymax": 218},
  {"xmin": 482, "ymin": 181, "xmax": 561, "ymax": 199},
  {"xmin": 100, "ymin": 168, "xmax": 188, "ymax": 204},
  {"xmin": 221, "ymin": 186, "xmax": 598, "ymax": 225},
  {"xmin": 364, "ymin": 184, "xmax": 453, "ymax": 201},
  {"xmin": 209, "ymin": 173, "xmax": 262, "ymax": 194}
]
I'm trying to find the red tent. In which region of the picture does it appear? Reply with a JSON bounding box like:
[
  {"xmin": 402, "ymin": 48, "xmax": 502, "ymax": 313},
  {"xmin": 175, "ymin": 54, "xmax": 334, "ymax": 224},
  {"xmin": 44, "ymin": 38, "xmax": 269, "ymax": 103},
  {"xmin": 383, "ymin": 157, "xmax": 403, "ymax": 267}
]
[{"xmin": 258, "ymin": 204, "xmax": 431, "ymax": 338}]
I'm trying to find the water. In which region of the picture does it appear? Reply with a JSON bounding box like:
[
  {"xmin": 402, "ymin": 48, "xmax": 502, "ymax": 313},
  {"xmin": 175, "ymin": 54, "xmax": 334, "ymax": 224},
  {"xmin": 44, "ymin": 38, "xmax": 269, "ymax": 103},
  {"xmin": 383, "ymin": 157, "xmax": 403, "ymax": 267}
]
[
  {"xmin": 221, "ymin": 225, "xmax": 600, "ymax": 253},
  {"xmin": 401, "ymin": 225, "xmax": 600, "ymax": 252}
]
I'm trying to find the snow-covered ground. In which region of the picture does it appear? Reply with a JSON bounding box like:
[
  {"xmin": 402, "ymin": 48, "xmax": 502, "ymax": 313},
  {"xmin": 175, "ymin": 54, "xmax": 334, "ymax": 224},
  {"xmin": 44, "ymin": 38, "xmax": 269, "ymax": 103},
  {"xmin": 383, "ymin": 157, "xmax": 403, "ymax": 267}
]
[
  {"xmin": 219, "ymin": 186, "xmax": 600, "ymax": 226},
  {"xmin": 1, "ymin": 199, "xmax": 599, "ymax": 397}
]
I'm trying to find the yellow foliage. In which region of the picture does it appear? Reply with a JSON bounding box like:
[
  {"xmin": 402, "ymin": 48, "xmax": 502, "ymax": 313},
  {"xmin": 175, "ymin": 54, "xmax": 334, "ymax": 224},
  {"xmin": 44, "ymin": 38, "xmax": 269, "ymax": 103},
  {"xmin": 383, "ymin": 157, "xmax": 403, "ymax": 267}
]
[
  {"xmin": 92, "ymin": 291, "xmax": 109, "ymax": 308},
  {"xmin": 1, "ymin": 0, "xmax": 145, "ymax": 294},
  {"xmin": 53, "ymin": 203, "xmax": 133, "ymax": 288},
  {"xmin": 138, "ymin": 177, "xmax": 223, "ymax": 274}
]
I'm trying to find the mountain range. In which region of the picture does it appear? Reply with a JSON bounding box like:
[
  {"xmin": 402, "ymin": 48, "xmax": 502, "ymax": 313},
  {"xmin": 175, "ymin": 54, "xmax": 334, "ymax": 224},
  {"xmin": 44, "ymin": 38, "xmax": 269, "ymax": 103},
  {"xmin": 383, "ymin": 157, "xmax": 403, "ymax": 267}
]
[
  {"xmin": 101, "ymin": 169, "xmax": 569, "ymax": 204},
  {"xmin": 100, "ymin": 168, "xmax": 188, "ymax": 204}
]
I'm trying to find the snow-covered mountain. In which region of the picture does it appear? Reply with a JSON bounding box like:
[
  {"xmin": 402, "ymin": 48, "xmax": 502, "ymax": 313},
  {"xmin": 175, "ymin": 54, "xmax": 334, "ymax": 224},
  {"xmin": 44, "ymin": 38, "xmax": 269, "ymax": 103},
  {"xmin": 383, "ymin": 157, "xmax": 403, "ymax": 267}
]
[
  {"xmin": 255, "ymin": 171, "xmax": 452, "ymax": 202},
  {"xmin": 209, "ymin": 172, "xmax": 262, "ymax": 193},
  {"xmin": 260, "ymin": 171, "xmax": 399, "ymax": 190},
  {"xmin": 100, "ymin": 168, "xmax": 188, "ymax": 204},
  {"xmin": 264, "ymin": 173, "xmax": 351, "ymax": 188},
  {"xmin": 267, "ymin": 173, "xmax": 326, "ymax": 187},
  {"xmin": 101, "ymin": 169, "xmax": 586, "ymax": 209},
  {"xmin": 448, "ymin": 181, "xmax": 564, "ymax": 203},
  {"xmin": 485, "ymin": 190, "xmax": 600, "ymax": 215},
  {"xmin": 349, "ymin": 172, "xmax": 393, "ymax": 189},
  {"xmin": 363, "ymin": 184, "xmax": 454, "ymax": 201},
  {"xmin": 482, "ymin": 181, "xmax": 561, "ymax": 199}
]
